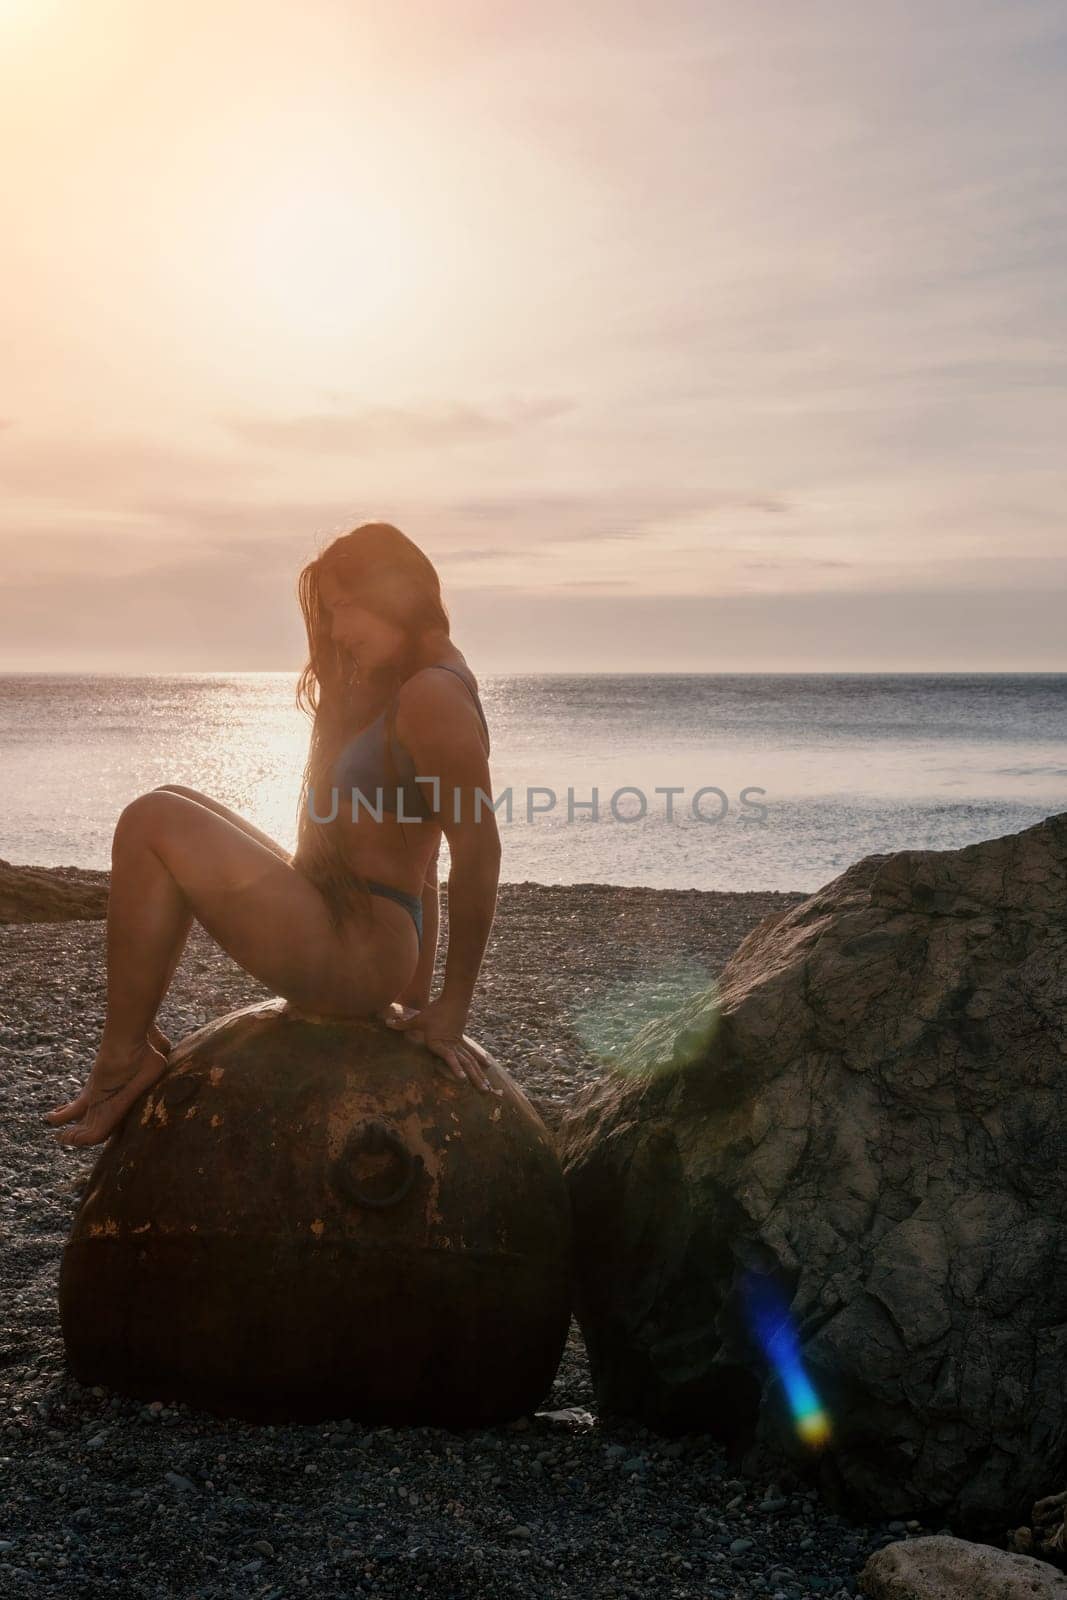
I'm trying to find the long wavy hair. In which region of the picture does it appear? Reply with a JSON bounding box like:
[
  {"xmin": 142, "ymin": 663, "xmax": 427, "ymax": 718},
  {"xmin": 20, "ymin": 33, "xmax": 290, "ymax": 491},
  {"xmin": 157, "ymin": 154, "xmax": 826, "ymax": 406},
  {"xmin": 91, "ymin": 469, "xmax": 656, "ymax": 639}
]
[{"xmin": 292, "ymin": 522, "xmax": 451, "ymax": 934}]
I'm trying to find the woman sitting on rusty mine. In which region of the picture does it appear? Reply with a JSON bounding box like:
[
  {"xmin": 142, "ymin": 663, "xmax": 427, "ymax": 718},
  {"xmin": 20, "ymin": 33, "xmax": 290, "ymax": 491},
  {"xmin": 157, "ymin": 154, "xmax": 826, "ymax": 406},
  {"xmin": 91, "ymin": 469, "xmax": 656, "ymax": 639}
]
[{"xmin": 45, "ymin": 523, "xmax": 501, "ymax": 1148}]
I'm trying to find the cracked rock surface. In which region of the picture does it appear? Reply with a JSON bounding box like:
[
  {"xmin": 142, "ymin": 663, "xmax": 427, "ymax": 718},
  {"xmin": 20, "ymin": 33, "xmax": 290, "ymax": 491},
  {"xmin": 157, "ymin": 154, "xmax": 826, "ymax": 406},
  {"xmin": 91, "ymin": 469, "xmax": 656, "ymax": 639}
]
[{"xmin": 557, "ymin": 812, "xmax": 1067, "ymax": 1533}]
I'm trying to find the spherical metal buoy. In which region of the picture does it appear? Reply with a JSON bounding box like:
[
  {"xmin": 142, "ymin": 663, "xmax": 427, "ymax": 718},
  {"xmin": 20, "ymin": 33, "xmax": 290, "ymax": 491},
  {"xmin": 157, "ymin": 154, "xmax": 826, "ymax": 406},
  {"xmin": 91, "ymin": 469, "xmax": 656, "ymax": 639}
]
[{"xmin": 59, "ymin": 998, "xmax": 573, "ymax": 1425}]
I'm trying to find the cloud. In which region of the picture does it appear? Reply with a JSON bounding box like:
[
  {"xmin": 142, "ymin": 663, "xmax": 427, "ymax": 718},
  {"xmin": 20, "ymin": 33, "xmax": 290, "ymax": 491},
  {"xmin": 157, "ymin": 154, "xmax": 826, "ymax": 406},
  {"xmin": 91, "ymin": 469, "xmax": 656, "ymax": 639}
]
[
  {"xmin": 436, "ymin": 492, "xmax": 794, "ymax": 550},
  {"xmin": 445, "ymin": 582, "xmax": 1067, "ymax": 673},
  {"xmin": 1, "ymin": 0, "xmax": 1064, "ymax": 672},
  {"xmin": 741, "ymin": 558, "xmax": 853, "ymax": 571},
  {"xmin": 5, "ymin": 560, "xmax": 1064, "ymax": 673},
  {"xmin": 436, "ymin": 546, "xmax": 511, "ymax": 563},
  {"xmin": 224, "ymin": 397, "xmax": 576, "ymax": 454},
  {"xmin": 448, "ymin": 494, "xmax": 595, "ymax": 521},
  {"xmin": 0, "ymin": 429, "xmax": 267, "ymax": 504},
  {"xmin": 0, "ymin": 560, "xmax": 307, "ymax": 669}
]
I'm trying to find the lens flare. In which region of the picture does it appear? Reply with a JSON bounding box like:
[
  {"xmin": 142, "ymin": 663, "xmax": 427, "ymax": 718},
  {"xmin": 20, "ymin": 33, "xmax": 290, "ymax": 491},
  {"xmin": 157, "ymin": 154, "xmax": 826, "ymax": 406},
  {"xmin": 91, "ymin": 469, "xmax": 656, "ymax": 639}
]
[
  {"xmin": 569, "ymin": 961, "xmax": 718, "ymax": 1080},
  {"xmin": 743, "ymin": 1272, "xmax": 832, "ymax": 1449}
]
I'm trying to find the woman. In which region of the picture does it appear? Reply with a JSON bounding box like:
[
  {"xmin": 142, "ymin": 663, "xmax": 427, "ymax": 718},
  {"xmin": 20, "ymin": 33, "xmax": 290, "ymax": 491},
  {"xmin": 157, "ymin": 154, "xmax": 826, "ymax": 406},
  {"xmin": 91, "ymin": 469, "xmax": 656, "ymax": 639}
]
[{"xmin": 45, "ymin": 523, "xmax": 502, "ymax": 1148}]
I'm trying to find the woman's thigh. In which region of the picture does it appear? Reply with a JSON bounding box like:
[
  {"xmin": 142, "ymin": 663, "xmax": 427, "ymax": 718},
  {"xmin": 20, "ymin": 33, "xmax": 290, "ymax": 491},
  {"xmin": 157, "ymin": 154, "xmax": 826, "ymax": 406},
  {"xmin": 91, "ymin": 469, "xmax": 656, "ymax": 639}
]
[
  {"xmin": 118, "ymin": 791, "xmax": 411, "ymax": 1016},
  {"xmin": 151, "ymin": 784, "xmax": 292, "ymax": 862}
]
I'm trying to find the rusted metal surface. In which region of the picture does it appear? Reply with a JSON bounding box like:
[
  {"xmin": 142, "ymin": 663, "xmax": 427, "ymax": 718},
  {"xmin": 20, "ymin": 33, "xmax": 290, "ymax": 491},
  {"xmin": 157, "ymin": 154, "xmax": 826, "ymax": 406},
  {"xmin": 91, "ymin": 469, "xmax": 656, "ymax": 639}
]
[{"xmin": 59, "ymin": 998, "xmax": 574, "ymax": 1425}]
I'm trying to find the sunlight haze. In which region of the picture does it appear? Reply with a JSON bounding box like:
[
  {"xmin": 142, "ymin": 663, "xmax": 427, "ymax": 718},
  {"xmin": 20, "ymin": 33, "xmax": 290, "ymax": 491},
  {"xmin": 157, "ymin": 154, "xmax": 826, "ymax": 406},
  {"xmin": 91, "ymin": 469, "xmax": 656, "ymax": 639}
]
[{"xmin": 2, "ymin": 0, "xmax": 1064, "ymax": 670}]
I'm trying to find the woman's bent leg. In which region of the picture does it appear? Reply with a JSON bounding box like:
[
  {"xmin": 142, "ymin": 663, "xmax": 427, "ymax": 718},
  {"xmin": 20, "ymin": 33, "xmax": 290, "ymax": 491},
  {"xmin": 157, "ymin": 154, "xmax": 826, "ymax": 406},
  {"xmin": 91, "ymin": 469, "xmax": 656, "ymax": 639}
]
[
  {"xmin": 150, "ymin": 785, "xmax": 293, "ymax": 863},
  {"xmin": 46, "ymin": 789, "xmax": 416, "ymax": 1147},
  {"xmin": 141, "ymin": 786, "xmax": 290, "ymax": 1051}
]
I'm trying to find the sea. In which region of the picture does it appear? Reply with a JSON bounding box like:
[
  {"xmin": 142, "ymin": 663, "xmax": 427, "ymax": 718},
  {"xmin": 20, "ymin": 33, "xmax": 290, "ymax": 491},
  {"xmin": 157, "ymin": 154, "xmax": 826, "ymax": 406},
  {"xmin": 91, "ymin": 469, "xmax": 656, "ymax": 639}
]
[{"xmin": 1, "ymin": 673, "xmax": 1064, "ymax": 894}]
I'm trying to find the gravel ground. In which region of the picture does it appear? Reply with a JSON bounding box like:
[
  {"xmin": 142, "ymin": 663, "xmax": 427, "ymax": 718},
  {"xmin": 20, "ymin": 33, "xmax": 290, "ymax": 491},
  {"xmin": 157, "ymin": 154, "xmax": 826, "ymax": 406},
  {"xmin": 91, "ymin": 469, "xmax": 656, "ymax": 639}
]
[{"xmin": 0, "ymin": 879, "xmax": 953, "ymax": 1598}]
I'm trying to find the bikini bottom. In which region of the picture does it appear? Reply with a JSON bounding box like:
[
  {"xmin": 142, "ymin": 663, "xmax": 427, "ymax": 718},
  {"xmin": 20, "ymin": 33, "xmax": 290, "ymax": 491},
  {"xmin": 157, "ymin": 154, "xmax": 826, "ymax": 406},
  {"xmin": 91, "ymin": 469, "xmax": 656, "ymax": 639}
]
[{"xmin": 365, "ymin": 878, "xmax": 423, "ymax": 949}]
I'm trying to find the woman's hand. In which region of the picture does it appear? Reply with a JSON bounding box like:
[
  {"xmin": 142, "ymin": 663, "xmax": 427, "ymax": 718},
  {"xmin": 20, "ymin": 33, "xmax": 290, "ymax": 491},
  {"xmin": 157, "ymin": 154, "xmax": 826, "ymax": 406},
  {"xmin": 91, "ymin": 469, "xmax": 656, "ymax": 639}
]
[{"xmin": 381, "ymin": 998, "xmax": 501, "ymax": 1095}]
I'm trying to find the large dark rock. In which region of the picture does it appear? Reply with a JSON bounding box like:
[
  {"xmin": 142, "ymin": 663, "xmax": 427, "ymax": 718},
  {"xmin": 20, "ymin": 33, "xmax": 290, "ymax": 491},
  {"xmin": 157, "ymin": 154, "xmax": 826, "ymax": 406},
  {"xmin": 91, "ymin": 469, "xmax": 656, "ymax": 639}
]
[
  {"xmin": 60, "ymin": 998, "xmax": 573, "ymax": 1425},
  {"xmin": 557, "ymin": 812, "xmax": 1067, "ymax": 1531},
  {"xmin": 0, "ymin": 859, "xmax": 108, "ymax": 923}
]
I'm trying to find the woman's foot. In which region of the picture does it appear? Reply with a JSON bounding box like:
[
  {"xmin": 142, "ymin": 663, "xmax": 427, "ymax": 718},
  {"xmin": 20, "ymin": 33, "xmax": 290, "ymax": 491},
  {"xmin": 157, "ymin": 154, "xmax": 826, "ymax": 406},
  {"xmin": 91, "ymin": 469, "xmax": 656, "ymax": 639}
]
[{"xmin": 44, "ymin": 1039, "xmax": 170, "ymax": 1148}]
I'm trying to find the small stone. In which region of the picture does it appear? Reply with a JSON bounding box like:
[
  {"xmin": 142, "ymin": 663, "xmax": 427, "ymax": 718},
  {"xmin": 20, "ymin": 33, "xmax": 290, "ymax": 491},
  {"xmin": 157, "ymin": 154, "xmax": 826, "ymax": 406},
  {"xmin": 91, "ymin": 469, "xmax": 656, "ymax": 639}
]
[
  {"xmin": 534, "ymin": 1407, "xmax": 595, "ymax": 1430},
  {"xmin": 252, "ymin": 1541, "xmax": 275, "ymax": 1559},
  {"xmin": 505, "ymin": 1524, "xmax": 532, "ymax": 1540},
  {"xmin": 164, "ymin": 1471, "xmax": 197, "ymax": 1493},
  {"xmin": 729, "ymin": 1537, "xmax": 754, "ymax": 1555},
  {"xmin": 861, "ymin": 1535, "xmax": 1067, "ymax": 1599}
]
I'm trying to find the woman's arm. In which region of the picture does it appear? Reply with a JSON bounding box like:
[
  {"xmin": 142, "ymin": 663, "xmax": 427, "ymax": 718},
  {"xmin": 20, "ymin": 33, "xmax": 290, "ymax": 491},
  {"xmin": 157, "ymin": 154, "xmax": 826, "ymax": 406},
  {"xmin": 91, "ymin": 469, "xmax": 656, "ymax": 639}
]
[
  {"xmin": 437, "ymin": 827, "xmax": 501, "ymax": 1023},
  {"xmin": 385, "ymin": 670, "xmax": 501, "ymax": 1089}
]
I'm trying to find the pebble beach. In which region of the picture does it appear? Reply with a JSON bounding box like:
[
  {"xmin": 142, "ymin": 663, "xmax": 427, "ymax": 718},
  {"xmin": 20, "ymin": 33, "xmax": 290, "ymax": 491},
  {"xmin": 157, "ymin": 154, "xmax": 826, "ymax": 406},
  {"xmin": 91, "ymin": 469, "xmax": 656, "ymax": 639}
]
[{"xmin": 1, "ymin": 874, "xmax": 958, "ymax": 1599}]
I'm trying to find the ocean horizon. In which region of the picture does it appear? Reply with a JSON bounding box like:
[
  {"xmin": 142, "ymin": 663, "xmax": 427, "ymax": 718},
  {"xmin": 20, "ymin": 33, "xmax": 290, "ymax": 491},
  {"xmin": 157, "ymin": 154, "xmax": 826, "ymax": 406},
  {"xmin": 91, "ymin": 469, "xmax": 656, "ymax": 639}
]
[{"xmin": 2, "ymin": 670, "xmax": 1065, "ymax": 893}]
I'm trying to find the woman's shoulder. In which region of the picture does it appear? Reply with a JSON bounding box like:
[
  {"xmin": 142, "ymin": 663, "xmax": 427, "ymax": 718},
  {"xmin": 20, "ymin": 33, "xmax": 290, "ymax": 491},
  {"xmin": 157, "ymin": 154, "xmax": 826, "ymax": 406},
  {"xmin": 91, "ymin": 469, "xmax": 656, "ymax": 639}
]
[
  {"xmin": 401, "ymin": 653, "xmax": 480, "ymax": 698},
  {"xmin": 394, "ymin": 655, "xmax": 489, "ymax": 750}
]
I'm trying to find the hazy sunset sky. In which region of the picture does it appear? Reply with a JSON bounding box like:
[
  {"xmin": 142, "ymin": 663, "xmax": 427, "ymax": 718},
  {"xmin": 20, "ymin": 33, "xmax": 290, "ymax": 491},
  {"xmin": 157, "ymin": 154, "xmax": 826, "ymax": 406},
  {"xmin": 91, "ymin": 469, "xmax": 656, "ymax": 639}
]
[{"xmin": 2, "ymin": 0, "xmax": 1064, "ymax": 671}]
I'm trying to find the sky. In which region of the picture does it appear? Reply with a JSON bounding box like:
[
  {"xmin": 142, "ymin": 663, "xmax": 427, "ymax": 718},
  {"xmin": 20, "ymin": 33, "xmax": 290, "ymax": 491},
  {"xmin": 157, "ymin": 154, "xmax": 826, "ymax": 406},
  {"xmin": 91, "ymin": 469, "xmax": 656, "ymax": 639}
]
[{"xmin": 1, "ymin": 0, "xmax": 1064, "ymax": 672}]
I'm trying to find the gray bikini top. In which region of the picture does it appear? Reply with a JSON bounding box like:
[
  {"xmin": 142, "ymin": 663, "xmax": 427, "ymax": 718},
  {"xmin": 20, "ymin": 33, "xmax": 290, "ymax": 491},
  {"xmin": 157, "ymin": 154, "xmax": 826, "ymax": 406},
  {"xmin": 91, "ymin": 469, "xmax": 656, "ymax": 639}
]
[{"xmin": 331, "ymin": 663, "xmax": 490, "ymax": 819}]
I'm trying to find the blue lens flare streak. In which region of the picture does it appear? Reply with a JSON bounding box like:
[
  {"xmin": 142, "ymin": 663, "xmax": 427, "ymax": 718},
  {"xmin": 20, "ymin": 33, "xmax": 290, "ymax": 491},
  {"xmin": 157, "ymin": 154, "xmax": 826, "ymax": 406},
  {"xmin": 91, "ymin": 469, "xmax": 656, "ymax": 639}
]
[{"xmin": 743, "ymin": 1271, "xmax": 831, "ymax": 1447}]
